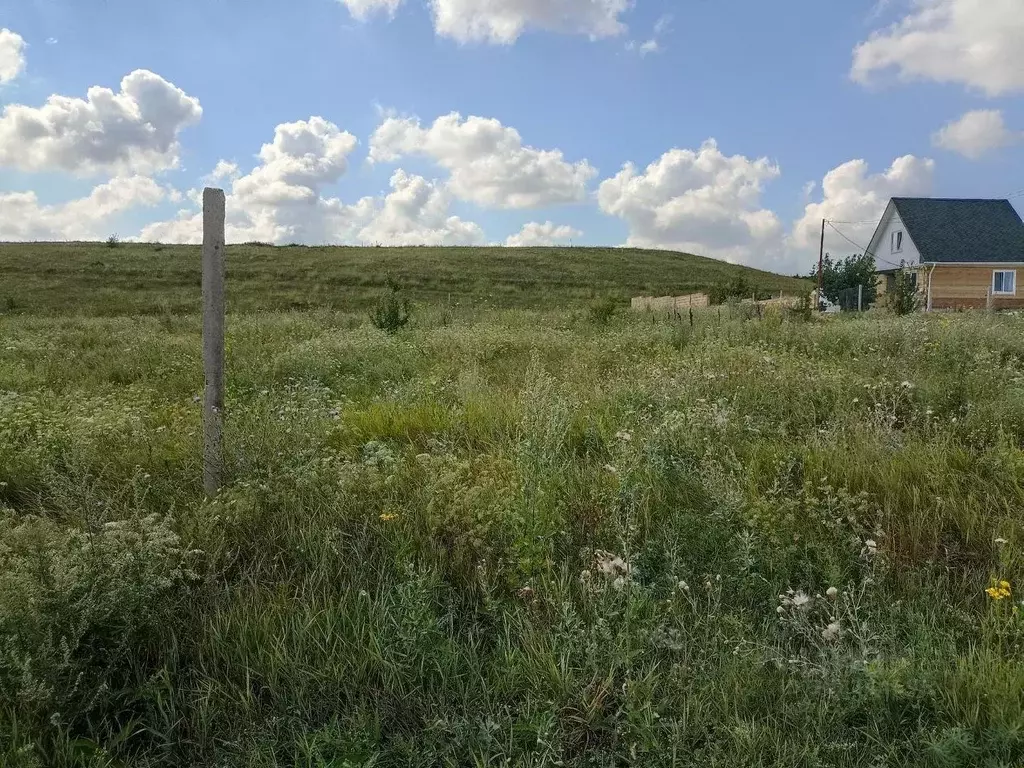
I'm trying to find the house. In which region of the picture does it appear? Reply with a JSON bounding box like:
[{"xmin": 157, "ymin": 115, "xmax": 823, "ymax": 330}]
[{"xmin": 868, "ymin": 198, "xmax": 1024, "ymax": 310}]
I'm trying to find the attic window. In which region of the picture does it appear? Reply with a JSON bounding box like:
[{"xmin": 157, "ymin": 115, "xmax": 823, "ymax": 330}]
[
  {"xmin": 890, "ymin": 231, "xmax": 903, "ymax": 254},
  {"xmin": 993, "ymin": 270, "xmax": 1016, "ymax": 295}
]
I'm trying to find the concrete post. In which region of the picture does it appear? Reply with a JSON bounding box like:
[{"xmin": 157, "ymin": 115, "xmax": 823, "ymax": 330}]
[
  {"xmin": 202, "ymin": 188, "xmax": 226, "ymax": 496},
  {"xmin": 858, "ymin": 284, "xmax": 863, "ymax": 312}
]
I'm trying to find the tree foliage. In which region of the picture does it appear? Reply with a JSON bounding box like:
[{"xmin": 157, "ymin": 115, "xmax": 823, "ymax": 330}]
[{"xmin": 809, "ymin": 253, "xmax": 877, "ymax": 309}]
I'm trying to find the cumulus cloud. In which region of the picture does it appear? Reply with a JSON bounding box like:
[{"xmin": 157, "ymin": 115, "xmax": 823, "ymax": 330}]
[
  {"xmin": 597, "ymin": 139, "xmax": 783, "ymax": 266},
  {"xmin": 138, "ymin": 117, "xmax": 484, "ymax": 246},
  {"xmin": 0, "ymin": 177, "xmax": 169, "ymax": 241},
  {"xmin": 0, "ymin": 28, "xmax": 26, "ymax": 84},
  {"xmin": 506, "ymin": 221, "xmax": 581, "ymax": 247},
  {"xmin": 370, "ymin": 111, "xmax": 596, "ymax": 209},
  {"xmin": 791, "ymin": 154, "xmax": 935, "ymax": 264},
  {"xmin": 932, "ymin": 110, "xmax": 1020, "ymax": 159},
  {"xmin": 852, "ymin": 0, "xmax": 1024, "ymax": 96},
  {"xmin": 358, "ymin": 170, "xmax": 485, "ymax": 245},
  {"xmin": 0, "ymin": 69, "xmax": 202, "ymax": 175},
  {"xmin": 431, "ymin": 0, "xmax": 629, "ymax": 43},
  {"xmin": 336, "ymin": 0, "xmax": 629, "ymax": 42}
]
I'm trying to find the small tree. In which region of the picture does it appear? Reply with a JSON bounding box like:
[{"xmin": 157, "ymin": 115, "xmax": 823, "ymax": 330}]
[
  {"xmin": 370, "ymin": 276, "xmax": 412, "ymax": 334},
  {"xmin": 105, "ymin": 234, "xmax": 120, "ymax": 249},
  {"xmin": 886, "ymin": 269, "xmax": 919, "ymax": 316},
  {"xmin": 809, "ymin": 253, "xmax": 877, "ymax": 308}
]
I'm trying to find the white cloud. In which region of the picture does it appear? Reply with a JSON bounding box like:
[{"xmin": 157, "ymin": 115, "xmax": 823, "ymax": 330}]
[
  {"xmin": 203, "ymin": 159, "xmax": 241, "ymax": 185},
  {"xmin": 0, "ymin": 177, "xmax": 169, "ymax": 241},
  {"xmin": 358, "ymin": 170, "xmax": 485, "ymax": 245},
  {"xmin": 337, "ymin": 0, "xmax": 630, "ymax": 42},
  {"xmin": 430, "ymin": 0, "xmax": 629, "ymax": 43},
  {"xmin": 597, "ymin": 139, "xmax": 783, "ymax": 266},
  {"xmin": 852, "ymin": 0, "xmax": 1024, "ymax": 96},
  {"xmin": 932, "ymin": 110, "xmax": 1020, "ymax": 159},
  {"xmin": 626, "ymin": 14, "xmax": 671, "ymax": 56},
  {"xmin": 0, "ymin": 69, "xmax": 202, "ymax": 175},
  {"xmin": 370, "ymin": 111, "xmax": 596, "ymax": 209},
  {"xmin": 506, "ymin": 220, "xmax": 581, "ymax": 246},
  {"xmin": 137, "ymin": 117, "xmax": 484, "ymax": 246},
  {"xmin": 791, "ymin": 154, "xmax": 935, "ymax": 264},
  {"xmin": 0, "ymin": 28, "xmax": 26, "ymax": 84},
  {"xmin": 337, "ymin": 0, "xmax": 403, "ymax": 20}
]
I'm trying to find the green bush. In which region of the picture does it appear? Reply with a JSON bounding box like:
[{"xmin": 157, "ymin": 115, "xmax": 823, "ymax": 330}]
[
  {"xmin": 887, "ymin": 269, "xmax": 919, "ymax": 315},
  {"xmin": 370, "ymin": 278, "xmax": 412, "ymax": 334},
  {"xmin": 588, "ymin": 295, "xmax": 619, "ymax": 325},
  {"xmin": 105, "ymin": 234, "xmax": 120, "ymax": 249}
]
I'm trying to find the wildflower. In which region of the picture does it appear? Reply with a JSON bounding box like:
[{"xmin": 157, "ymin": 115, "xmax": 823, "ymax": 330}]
[
  {"xmin": 852, "ymin": 397, "xmax": 860, "ymax": 405},
  {"xmin": 516, "ymin": 586, "xmax": 535, "ymax": 601},
  {"xmin": 995, "ymin": 537, "xmax": 1009, "ymax": 546},
  {"xmin": 677, "ymin": 580, "xmax": 690, "ymax": 592},
  {"xmin": 863, "ymin": 539, "xmax": 878, "ymax": 559},
  {"xmin": 791, "ymin": 591, "xmax": 811, "ymax": 610},
  {"xmin": 986, "ymin": 579, "xmax": 1012, "ymax": 600},
  {"xmin": 615, "ymin": 430, "xmax": 633, "ymax": 443},
  {"xmin": 379, "ymin": 513, "xmax": 399, "ymax": 522},
  {"xmin": 822, "ymin": 621, "xmax": 842, "ymax": 642},
  {"xmin": 603, "ymin": 464, "xmax": 618, "ymax": 475},
  {"xmin": 901, "ymin": 381, "xmax": 914, "ymax": 389},
  {"xmin": 595, "ymin": 550, "xmax": 630, "ymax": 578},
  {"xmin": 580, "ymin": 569, "xmax": 592, "ymax": 584},
  {"xmin": 826, "ymin": 586, "xmax": 838, "ymax": 599},
  {"xmin": 612, "ymin": 576, "xmax": 627, "ymax": 591}
]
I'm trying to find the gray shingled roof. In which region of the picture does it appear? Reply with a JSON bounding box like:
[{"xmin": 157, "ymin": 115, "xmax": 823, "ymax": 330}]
[{"xmin": 892, "ymin": 198, "xmax": 1024, "ymax": 263}]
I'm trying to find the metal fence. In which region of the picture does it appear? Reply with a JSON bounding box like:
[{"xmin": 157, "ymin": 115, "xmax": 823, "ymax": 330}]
[{"xmin": 834, "ymin": 284, "xmax": 868, "ymax": 312}]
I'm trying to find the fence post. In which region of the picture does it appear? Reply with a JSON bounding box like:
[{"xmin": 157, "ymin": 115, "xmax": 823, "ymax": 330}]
[
  {"xmin": 857, "ymin": 284, "xmax": 863, "ymax": 312},
  {"xmin": 202, "ymin": 188, "xmax": 226, "ymax": 496}
]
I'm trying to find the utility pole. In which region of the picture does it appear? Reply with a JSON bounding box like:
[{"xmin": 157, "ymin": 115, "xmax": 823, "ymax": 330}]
[{"xmin": 817, "ymin": 218, "xmax": 825, "ymax": 310}]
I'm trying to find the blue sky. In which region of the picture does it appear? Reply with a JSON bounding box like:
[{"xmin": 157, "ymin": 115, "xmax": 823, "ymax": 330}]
[{"xmin": 1, "ymin": 0, "xmax": 1021, "ymax": 274}]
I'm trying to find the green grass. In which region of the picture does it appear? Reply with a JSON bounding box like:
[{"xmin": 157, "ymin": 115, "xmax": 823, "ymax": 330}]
[
  {"xmin": 2, "ymin": 246, "xmax": 1024, "ymax": 766},
  {"xmin": 0, "ymin": 242, "xmax": 808, "ymax": 316}
]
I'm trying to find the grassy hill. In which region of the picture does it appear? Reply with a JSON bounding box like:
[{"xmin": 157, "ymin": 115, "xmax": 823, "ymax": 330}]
[{"xmin": 0, "ymin": 242, "xmax": 808, "ymax": 316}]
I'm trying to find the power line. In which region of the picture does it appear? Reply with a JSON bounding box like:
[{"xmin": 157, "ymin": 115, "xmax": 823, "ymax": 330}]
[{"xmin": 825, "ymin": 221, "xmax": 904, "ymax": 269}]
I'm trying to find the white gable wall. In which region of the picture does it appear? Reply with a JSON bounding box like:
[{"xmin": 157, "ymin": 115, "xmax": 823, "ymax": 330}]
[{"xmin": 873, "ymin": 209, "xmax": 921, "ymax": 269}]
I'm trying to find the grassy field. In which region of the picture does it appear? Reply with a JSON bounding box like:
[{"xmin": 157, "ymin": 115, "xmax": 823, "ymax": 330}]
[
  {"xmin": 0, "ymin": 242, "xmax": 807, "ymax": 315},
  {"xmin": 2, "ymin": 245, "xmax": 1024, "ymax": 766}
]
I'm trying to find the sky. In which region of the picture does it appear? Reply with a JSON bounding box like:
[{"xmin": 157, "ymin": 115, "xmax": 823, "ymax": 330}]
[{"xmin": 0, "ymin": 0, "xmax": 1022, "ymax": 274}]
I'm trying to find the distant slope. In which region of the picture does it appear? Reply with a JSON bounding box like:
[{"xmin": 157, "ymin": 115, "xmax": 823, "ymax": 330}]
[{"xmin": 0, "ymin": 242, "xmax": 810, "ymax": 316}]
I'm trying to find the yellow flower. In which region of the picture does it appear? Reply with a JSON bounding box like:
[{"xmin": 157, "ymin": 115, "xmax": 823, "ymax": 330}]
[
  {"xmin": 985, "ymin": 579, "xmax": 1012, "ymax": 600},
  {"xmin": 379, "ymin": 513, "xmax": 399, "ymax": 522}
]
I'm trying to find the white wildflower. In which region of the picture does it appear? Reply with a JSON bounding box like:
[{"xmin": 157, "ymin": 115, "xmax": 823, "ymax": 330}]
[
  {"xmin": 822, "ymin": 621, "xmax": 842, "ymax": 642},
  {"xmin": 603, "ymin": 464, "xmax": 618, "ymax": 475},
  {"xmin": 995, "ymin": 537, "xmax": 1009, "ymax": 546},
  {"xmin": 791, "ymin": 590, "xmax": 812, "ymax": 610},
  {"xmin": 677, "ymin": 580, "xmax": 690, "ymax": 592},
  {"xmin": 612, "ymin": 576, "xmax": 627, "ymax": 591},
  {"xmin": 615, "ymin": 430, "xmax": 633, "ymax": 443},
  {"xmin": 826, "ymin": 586, "xmax": 838, "ymax": 599}
]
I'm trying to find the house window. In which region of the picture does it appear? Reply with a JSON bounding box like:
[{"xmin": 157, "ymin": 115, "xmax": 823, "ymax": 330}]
[
  {"xmin": 993, "ymin": 270, "xmax": 1017, "ymax": 295},
  {"xmin": 890, "ymin": 231, "xmax": 903, "ymax": 254}
]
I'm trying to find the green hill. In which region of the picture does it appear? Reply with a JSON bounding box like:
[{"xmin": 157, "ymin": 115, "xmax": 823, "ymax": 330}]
[{"xmin": 0, "ymin": 242, "xmax": 808, "ymax": 316}]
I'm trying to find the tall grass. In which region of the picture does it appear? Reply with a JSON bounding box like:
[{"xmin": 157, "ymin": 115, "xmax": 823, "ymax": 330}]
[{"xmin": 2, "ymin": 306, "xmax": 1024, "ymax": 766}]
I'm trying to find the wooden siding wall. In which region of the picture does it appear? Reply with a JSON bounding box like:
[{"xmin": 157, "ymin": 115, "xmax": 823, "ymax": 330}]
[{"xmin": 929, "ymin": 265, "xmax": 1024, "ymax": 310}]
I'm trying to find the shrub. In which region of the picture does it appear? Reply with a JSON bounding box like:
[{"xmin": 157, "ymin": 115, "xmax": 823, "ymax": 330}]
[
  {"xmin": 0, "ymin": 511, "xmax": 200, "ymax": 746},
  {"xmin": 105, "ymin": 234, "xmax": 120, "ymax": 249},
  {"xmin": 786, "ymin": 293, "xmax": 815, "ymax": 322},
  {"xmin": 370, "ymin": 278, "xmax": 412, "ymax": 335},
  {"xmin": 887, "ymin": 269, "xmax": 919, "ymax": 315},
  {"xmin": 588, "ymin": 296, "xmax": 619, "ymax": 326}
]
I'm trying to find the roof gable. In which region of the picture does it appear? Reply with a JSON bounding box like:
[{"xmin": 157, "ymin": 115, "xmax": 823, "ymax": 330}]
[{"xmin": 890, "ymin": 198, "xmax": 1024, "ymax": 263}]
